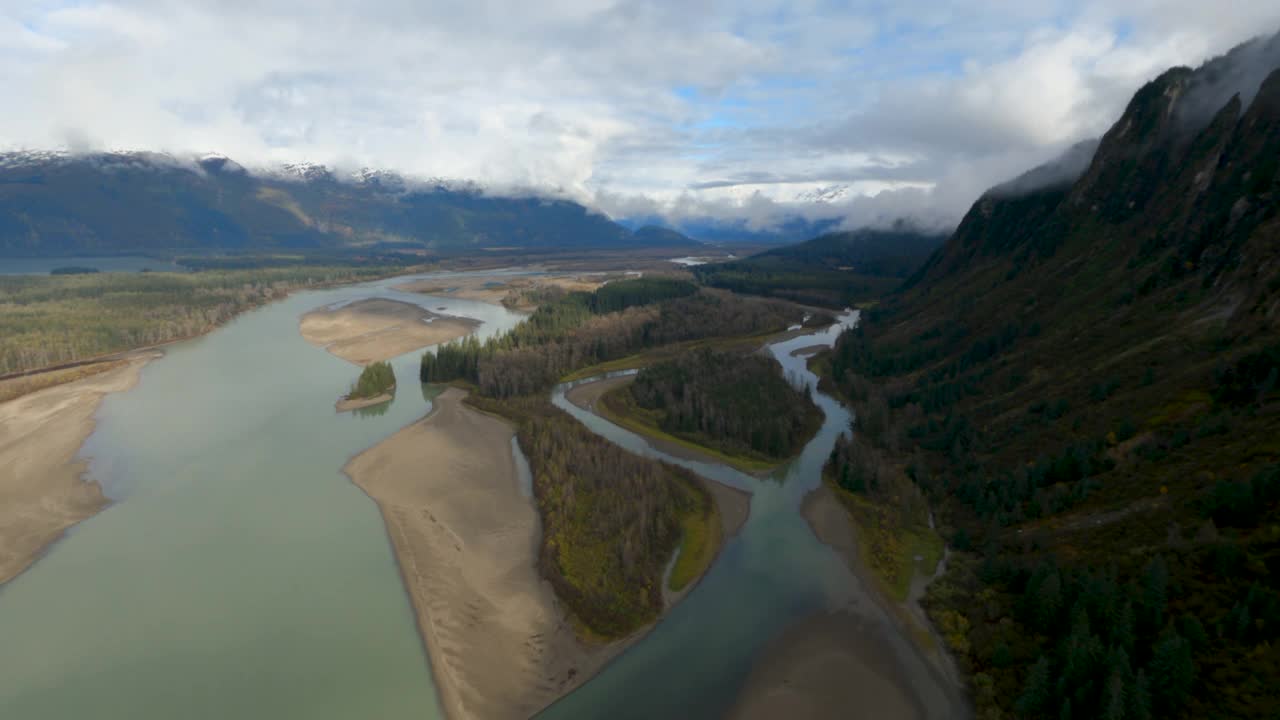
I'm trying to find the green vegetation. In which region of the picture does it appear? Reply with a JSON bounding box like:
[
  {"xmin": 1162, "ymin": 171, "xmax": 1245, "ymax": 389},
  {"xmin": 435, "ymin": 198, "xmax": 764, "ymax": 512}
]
[
  {"xmin": 467, "ymin": 395, "xmax": 713, "ymax": 638},
  {"xmin": 667, "ymin": 493, "xmax": 720, "ymax": 593},
  {"xmin": 810, "ymin": 50, "xmax": 1280, "ymax": 719},
  {"xmin": 49, "ymin": 266, "xmax": 100, "ymax": 275},
  {"xmin": 420, "ymin": 280, "xmax": 804, "ymax": 638},
  {"xmin": 0, "ymin": 360, "xmax": 129, "ymax": 404},
  {"xmin": 348, "ymin": 361, "xmax": 395, "ymax": 399},
  {"xmin": 0, "ymin": 266, "xmax": 395, "ymax": 375},
  {"xmin": 421, "ymin": 279, "xmax": 799, "ymax": 397},
  {"xmin": 693, "ymin": 227, "xmax": 944, "ymax": 308},
  {"xmin": 821, "ymin": 375, "xmax": 943, "ymax": 601},
  {"xmin": 621, "ymin": 348, "xmax": 822, "ymax": 462},
  {"xmin": 596, "ymin": 384, "xmax": 777, "ymax": 474}
]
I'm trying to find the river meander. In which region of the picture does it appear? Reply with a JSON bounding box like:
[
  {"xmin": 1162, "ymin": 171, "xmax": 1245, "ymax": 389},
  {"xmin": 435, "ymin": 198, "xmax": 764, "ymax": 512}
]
[{"xmin": 0, "ymin": 273, "xmax": 958, "ymax": 719}]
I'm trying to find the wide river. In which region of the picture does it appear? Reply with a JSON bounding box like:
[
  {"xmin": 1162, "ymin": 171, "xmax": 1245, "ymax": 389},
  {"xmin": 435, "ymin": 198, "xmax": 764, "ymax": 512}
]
[{"xmin": 0, "ymin": 270, "xmax": 958, "ymax": 719}]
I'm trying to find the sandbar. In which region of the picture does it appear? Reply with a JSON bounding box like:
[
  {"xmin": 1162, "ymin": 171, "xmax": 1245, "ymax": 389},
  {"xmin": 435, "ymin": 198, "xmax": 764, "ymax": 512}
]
[
  {"xmin": 300, "ymin": 298, "xmax": 479, "ymax": 365},
  {"xmin": 335, "ymin": 392, "xmax": 393, "ymax": 413},
  {"xmin": 344, "ymin": 388, "xmax": 623, "ymax": 720},
  {"xmin": 0, "ymin": 354, "xmax": 155, "ymax": 585},
  {"xmin": 727, "ymin": 610, "xmax": 924, "ymax": 720}
]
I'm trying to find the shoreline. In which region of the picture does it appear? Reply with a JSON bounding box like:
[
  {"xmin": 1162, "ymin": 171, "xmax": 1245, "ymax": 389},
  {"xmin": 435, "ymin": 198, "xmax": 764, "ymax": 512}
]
[
  {"xmin": 335, "ymin": 392, "xmax": 393, "ymax": 412},
  {"xmin": 300, "ymin": 298, "xmax": 480, "ymax": 366},
  {"xmin": 1, "ymin": 266, "xmax": 423, "ymax": 385},
  {"xmin": 796, "ymin": 482, "xmax": 969, "ymax": 716},
  {"xmin": 343, "ymin": 389, "xmax": 640, "ymax": 720},
  {"xmin": 346, "ymin": 386, "xmax": 751, "ymax": 720},
  {"xmin": 0, "ymin": 351, "xmax": 158, "ymax": 586}
]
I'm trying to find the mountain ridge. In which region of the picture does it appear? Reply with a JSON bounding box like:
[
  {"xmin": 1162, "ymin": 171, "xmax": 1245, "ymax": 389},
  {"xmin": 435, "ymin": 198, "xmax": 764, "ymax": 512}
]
[{"xmin": 0, "ymin": 150, "xmax": 699, "ymax": 257}]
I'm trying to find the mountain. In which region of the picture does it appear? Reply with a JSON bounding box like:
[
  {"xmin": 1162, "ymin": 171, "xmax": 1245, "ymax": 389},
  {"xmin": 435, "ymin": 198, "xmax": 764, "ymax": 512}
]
[
  {"xmin": 620, "ymin": 214, "xmax": 845, "ymax": 246},
  {"xmin": 692, "ymin": 224, "xmax": 946, "ymax": 307},
  {"xmin": 757, "ymin": 223, "xmax": 947, "ymax": 277},
  {"xmin": 827, "ymin": 32, "xmax": 1280, "ymax": 718},
  {"xmin": 631, "ymin": 224, "xmax": 699, "ymax": 246},
  {"xmin": 0, "ymin": 151, "xmax": 695, "ymax": 257}
]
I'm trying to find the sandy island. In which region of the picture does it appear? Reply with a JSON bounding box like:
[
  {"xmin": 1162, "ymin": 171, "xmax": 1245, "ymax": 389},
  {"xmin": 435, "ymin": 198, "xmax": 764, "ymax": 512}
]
[
  {"xmin": 346, "ymin": 389, "xmax": 628, "ymax": 720},
  {"xmin": 300, "ymin": 298, "xmax": 480, "ymax": 365},
  {"xmin": 347, "ymin": 386, "xmax": 751, "ymax": 720},
  {"xmin": 0, "ymin": 354, "xmax": 155, "ymax": 585}
]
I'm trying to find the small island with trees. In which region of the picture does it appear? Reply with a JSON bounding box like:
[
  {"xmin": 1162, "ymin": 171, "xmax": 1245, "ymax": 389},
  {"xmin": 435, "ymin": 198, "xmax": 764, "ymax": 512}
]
[{"xmin": 336, "ymin": 360, "xmax": 396, "ymax": 412}]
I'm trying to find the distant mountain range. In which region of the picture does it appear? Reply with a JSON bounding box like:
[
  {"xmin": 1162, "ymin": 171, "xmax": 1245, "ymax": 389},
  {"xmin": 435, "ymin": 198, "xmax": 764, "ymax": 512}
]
[
  {"xmin": 0, "ymin": 151, "xmax": 698, "ymax": 257},
  {"xmin": 618, "ymin": 214, "xmax": 847, "ymax": 246},
  {"xmin": 692, "ymin": 223, "xmax": 947, "ymax": 307}
]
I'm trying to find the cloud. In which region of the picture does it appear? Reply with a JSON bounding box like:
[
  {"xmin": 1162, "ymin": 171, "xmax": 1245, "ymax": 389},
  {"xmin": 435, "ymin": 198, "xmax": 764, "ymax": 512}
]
[{"xmin": 2, "ymin": 1, "xmax": 1279, "ymax": 234}]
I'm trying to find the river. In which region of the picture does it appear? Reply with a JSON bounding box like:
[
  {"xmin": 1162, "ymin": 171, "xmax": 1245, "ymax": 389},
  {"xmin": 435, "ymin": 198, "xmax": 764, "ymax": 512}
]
[
  {"xmin": 0, "ymin": 273, "xmax": 959, "ymax": 719},
  {"xmin": 0, "ymin": 271, "xmax": 527, "ymax": 719},
  {"xmin": 538, "ymin": 314, "xmax": 960, "ymax": 719}
]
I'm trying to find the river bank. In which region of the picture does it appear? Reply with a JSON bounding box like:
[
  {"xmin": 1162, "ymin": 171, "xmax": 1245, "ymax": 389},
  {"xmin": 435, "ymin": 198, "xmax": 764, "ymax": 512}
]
[
  {"xmin": 794, "ymin": 482, "xmax": 967, "ymax": 717},
  {"xmin": 348, "ymin": 384, "xmax": 753, "ymax": 720},
  {"xmin": 0, "ymin": 352, "xmax": 157, "ymax": 585},
  {"xmin": 345, "ymin": 388, "xmax": 626, "ymax": 720}
]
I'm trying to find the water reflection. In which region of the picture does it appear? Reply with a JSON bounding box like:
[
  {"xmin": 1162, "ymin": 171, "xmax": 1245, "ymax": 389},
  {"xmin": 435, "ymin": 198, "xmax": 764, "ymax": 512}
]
[{"xmin": 352, "ymin": 397, "xmax": 394, "ymax": 418}]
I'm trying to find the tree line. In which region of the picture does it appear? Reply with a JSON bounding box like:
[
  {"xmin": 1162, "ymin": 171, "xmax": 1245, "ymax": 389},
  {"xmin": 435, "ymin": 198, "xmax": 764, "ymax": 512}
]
[
  {"xmin": 467, "ymin": 394, "xmax": 709, "ymax": 637},
  {"xmin": 421, "ymin": 283, "xmax": 798, "ymax": 397},
  {"xmin": 0, "ymin": 266, "xmax": 393, "ymax": 375},
  {"xmin": 626, "ymin": 347, "xmax": 822, "ymax": 461},
  {"xmin": 348, "ymin": 361, "xmax": 395, "ymax": 399}
]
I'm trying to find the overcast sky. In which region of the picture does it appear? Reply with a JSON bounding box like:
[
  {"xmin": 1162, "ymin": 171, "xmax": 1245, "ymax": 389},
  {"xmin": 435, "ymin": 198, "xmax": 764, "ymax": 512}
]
[{"xmin": 4, "ymin": 1, "xmax": 1280, "ymax": 229}]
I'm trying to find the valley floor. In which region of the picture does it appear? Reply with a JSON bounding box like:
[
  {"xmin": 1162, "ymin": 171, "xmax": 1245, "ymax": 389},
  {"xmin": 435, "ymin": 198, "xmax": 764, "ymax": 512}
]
[{"xmin": 0, "ymin": 353, "xmax": 156, "ymax": 585}]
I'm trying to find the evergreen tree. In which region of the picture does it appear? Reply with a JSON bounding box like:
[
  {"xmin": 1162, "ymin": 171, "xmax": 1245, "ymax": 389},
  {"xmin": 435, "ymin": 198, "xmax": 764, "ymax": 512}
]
[
  {"xmin": 1148, "ymin": 628, "xmax": 1195, "ymax": 715},
  {"xmin": 1017, "ymin": 655, "xmax": 1054, "ymax": 717}
]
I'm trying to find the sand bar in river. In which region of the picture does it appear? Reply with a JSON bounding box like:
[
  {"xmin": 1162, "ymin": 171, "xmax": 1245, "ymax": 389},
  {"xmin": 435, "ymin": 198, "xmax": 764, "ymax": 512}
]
[
  {"xmin": 345, "ymin": 388, "xmax": 623, "ymax": 720},
  {"xmin": 300, "ymin": 298, "xmax": 479, "ymax": 365}
]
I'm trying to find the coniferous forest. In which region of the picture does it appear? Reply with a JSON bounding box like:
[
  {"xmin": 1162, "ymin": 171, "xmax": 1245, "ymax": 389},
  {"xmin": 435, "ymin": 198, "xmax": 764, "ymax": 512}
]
[
  {"xmin": 469, "ymin": 395, "xmax": 710, "ymax": 636},
  {"xmin": 623, "ymin": 348, "xmax": 822, "ymax": 461},
  {"xmin": 427, "ymin": 278, "xmax": 808, "ymax": 638},
  {"xmin": 348, "ymin": 361, "xmax": 395, "ymax": 399},
  {"xmin": 811, "ymin": 46, "xmax": 1280, "ymax": 717}
]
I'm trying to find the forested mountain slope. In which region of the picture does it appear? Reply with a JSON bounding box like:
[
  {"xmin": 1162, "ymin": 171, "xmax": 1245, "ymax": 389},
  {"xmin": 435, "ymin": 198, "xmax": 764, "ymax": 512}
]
[
  {"xmin": 694, "ymin": 224, "xmax": 946, "ymax": 307},
  {"xmin": 826, "ymin": 32, "xmax": 1280, "ymax": 719},
  {"xmin": 0, "ymin": 152, "xmax": 696, "ymax": 256}
]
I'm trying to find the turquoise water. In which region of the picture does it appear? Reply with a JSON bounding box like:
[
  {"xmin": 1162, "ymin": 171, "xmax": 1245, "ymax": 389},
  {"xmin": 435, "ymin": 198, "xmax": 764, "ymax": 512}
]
[
  {"xmin": 0, "ymin": 272, "xmax": 526, "ymax": 719},
  {"xmin": 0, "ymin": 283, "xmax": 961, "ymax": 719}
]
